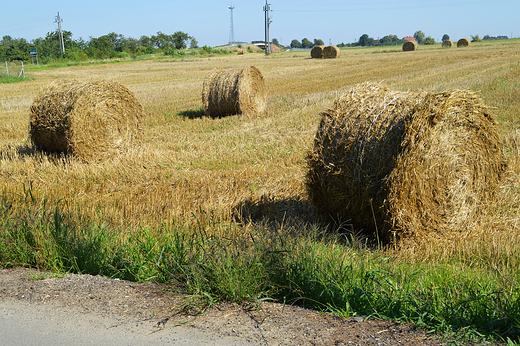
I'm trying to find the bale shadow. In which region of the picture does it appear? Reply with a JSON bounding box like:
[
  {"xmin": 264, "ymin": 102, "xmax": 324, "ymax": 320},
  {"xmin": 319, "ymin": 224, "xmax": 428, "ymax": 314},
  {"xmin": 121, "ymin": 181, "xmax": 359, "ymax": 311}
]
[
  {"xmin": 0, "ymin": 144, "xmax": 36, "ymax": 160},
  {"xmin": 232, "ymin": 194, "xmax": 377, "ymax": 248},
  {"xmin": 177, "ymin": 108, "xmax": 207, "ymax": 119},
  {"xmin": 233, "ymin": 195, "xmax": 319, "ymax": 225},
  {"xmin": 1, "ymin": 143, "xmax": 72, "ymax": 165}
]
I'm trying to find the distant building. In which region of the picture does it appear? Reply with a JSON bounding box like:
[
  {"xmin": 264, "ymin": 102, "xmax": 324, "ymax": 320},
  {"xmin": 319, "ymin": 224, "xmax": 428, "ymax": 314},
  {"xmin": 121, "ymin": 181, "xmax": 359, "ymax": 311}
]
[
  {"xmin": 484, "ymin": 36, "xmax": 509, "ymax": 40},
  {"xmin": 252, "ymin": 41, "xmax": 283, "ymax": 52},
  {"xmin": 403, "ymin": 36, "xmax": 416, "ymax": 42}
]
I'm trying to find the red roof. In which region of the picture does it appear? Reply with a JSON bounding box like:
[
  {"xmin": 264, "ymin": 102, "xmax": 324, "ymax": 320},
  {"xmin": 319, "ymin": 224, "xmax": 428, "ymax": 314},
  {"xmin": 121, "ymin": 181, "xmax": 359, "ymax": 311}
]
[{"xmin": 403, "ymin": 36, "xmax": 416, "ymax": 41}]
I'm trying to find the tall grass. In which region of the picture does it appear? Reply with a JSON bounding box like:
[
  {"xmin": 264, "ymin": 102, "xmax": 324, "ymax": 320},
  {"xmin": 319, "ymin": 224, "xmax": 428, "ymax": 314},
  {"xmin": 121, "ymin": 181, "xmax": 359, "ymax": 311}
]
[{"xmin": 2, "ymin": 39, "xmax": 520, "ymax": 343}]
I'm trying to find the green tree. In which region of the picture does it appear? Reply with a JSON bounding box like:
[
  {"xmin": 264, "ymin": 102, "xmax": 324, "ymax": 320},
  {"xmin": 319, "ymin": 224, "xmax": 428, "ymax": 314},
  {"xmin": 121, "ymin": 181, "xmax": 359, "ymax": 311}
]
[
  {"xmin": 380, "ymin": 34, "xmax": 399, "ymax": 45},
  {"xmin": 313, "ymin": 38, "xmax": 324, "ymax": 47},
  {"xmin": 442, "ymin": 34, "xmax": 450, "ymax": 42},
  {"xmin": 1, "ymin": 35, "xmax": 14, "ymax": 46},
  {"xmin": 357, "ymin": 34, "xmax": 374, "ymax": 46},
  {"xmin": 413, "ymin": 30, "xmax": 425, "ymax": 44},
  {"xmin": 190, "ymin": 37, "xmax": 199, "ymax": 49},
  {"xmin": 301, "ymin": 38, "xmax": 312, "ymax": 49},
  {"xmin": 272, "ymin": 38, "xmax": 280, "ymax": 47},
  {"xmin": 32, "ymin": 30, "xmax": 76, "ymax": 60},
  {"xmin": 171, "ymin": 31, "xmax": 190, "ymax": 49},
  {"xmin": 290, "ymin": 39, "xmax": 301, "ymax": 48},
  {"xmin": 4, "ymin": 38, "xmax": 30, "ymax": 61}
]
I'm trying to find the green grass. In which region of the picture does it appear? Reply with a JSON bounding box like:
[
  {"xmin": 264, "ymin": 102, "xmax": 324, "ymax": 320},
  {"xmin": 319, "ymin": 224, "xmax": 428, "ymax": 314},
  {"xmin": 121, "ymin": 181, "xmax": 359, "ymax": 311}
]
[
  {"xmin": 1, "ymin": 191, "xmax": 518, "ymax": 344},
  {"xmin": 0, "ymin": 75, "xmax": 30, "ymax": 83}
]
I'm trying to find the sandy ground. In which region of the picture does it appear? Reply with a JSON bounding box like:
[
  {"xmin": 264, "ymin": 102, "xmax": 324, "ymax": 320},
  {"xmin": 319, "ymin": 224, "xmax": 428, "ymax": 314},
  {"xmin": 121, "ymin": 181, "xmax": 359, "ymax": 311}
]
[{"xmin": 0, "ymin": 267, "xmax": 447, "ymax": 345}]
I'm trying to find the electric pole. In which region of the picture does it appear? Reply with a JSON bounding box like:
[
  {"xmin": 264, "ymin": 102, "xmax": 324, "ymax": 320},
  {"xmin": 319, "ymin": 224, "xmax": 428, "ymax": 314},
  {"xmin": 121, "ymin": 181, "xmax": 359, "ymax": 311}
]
[
  {"xmin": 263, "ymin": 0, "xmax": 271, "ymax": 55},
  {"xmin": 55, "ymin": 12, "xmax": 65, "ymax": 56}
]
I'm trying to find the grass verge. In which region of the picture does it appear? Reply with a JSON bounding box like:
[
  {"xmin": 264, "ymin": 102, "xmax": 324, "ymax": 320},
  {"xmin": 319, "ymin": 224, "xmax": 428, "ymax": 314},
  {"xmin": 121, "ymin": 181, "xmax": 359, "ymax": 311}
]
[{"xmin": 1, "ymin": 192, "xmax": 518, "ymax": 344}]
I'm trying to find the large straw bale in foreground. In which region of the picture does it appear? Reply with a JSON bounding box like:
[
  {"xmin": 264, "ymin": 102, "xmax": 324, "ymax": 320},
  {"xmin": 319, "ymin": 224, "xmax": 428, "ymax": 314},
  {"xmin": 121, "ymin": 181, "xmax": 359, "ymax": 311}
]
[
  {"xmin": 306, "ymin": 82, "xmax": 505, "ymax": 241},
  {"xmin": 457, "ymin": 38, "xmax": 471, "ymax": 47},
  {"xmin": 30, "ymin": 80, "xmax": 145, "ymax": 162},
  {"xmin": 402, "ymin": 41, "xmax": 419, "ymax": 51},
  {"xmin": 311, "ymin": 45, "xmax": 325, "ymax": 59},
  {"xmin": 323, "ymin": 45, "xmax": 341, "ymax": 59},
  {"xmin": 202, "ymin": 66, "xmax": 266, "ymax": 117},
  {"xmin": 442, "ymin": 40, "xmax": 453, "ymax": 48}
]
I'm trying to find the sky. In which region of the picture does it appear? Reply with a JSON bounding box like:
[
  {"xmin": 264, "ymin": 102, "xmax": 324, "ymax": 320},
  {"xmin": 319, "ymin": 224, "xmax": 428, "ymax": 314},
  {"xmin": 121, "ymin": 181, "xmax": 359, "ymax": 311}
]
[{"xmin": 1, "ymin": 0, "xmax": 518, "ymax": 47}]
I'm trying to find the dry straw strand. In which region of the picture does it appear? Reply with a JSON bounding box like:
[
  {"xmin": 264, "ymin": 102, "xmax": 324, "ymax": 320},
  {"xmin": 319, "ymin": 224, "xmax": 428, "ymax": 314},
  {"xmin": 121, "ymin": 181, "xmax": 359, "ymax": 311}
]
[
  {"xmin": 29, "ymin": 79, "xmax": 145, "ymax": 162},
  {"xmin": 402, "ymin": 41, "xmax": 419, "ymax": 51},
  {"xmin": 323, "ymin": 45, "xmax": 341, "ymax": 59},
  {"xmin": 311, "ymin": 45, "xmax": 325, "ymax": 59},
  {"xmin": 306, "ymin": 82, "xmax": 505, "ymax": 242},
  {"xmin": 442, "ymin": 40, "xmax": 453, "ymax": 48},
  {"xmin": 202, "ymin": 66, "xmax": 266, "ymax": 117},
  {"xmin": 457, "ymin": 38, "xmax": 471, "ymax": 47}
]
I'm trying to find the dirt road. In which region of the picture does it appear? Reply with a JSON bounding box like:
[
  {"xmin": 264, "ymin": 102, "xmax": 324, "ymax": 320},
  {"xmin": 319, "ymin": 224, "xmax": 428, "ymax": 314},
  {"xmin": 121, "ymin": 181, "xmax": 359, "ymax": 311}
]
[{"xmin": 0, "ymin": 267, "xmax": 444, "ymax": 345}]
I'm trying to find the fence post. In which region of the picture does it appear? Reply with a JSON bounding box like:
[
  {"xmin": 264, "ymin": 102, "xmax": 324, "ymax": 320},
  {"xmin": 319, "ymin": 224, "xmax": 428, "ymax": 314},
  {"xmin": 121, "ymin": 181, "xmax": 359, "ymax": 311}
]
[
  {"xmin": 19, "ymin": 61, "xmax": 25, "ymax": 78},
  {"xmin": 5, "ymin": 61, "xmax": 8, "ymax": 76}
]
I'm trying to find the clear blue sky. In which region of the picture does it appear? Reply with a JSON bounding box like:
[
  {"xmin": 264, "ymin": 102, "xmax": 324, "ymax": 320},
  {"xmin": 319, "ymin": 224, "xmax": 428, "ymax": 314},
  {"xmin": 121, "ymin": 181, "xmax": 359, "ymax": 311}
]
[{"xmin": 1, "ymin": 0, "xmax": 518, "ymax": 46}]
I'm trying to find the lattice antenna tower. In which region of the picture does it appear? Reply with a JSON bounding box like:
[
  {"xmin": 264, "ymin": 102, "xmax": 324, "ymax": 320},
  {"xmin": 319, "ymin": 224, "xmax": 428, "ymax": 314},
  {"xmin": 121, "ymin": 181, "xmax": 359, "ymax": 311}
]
[{"xmin": 228, "ymin": 5, "xmax": 235, "ymax": 44}]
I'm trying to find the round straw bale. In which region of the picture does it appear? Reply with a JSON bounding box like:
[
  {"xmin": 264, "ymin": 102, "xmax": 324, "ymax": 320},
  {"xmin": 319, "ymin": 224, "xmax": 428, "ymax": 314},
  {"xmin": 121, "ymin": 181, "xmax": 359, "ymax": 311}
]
[
  {"xmin": 457, "ymin": 38, "xmax": 471, "ymax": 47},
  {"xmin": 29, "ymin": 80, "xmax": 145, "ymax": 162},
  {"xmin": 237, "ymin": 48, "xmax": 244, "ymax": 55},
  {"xmin": 202, "ymin": 66, "xmax": 266, "ymax": 117},
  {"xmin": 311, "ymin": 45, "xmax": 325, "ymax": 59},
  {"xmin": 323, "ymin": 45, "xmax": 341, "ymax": 59},
  {"xmin": 442, "ymin": 40, "xmax": 453, "ymax": 48},
  {"xmin": 306, "ymin": 82, "xmax": 505, "ymax": 241},
  {"xmin": 402, "ymin": 41, "xmax": 419, "ymax": 51}
]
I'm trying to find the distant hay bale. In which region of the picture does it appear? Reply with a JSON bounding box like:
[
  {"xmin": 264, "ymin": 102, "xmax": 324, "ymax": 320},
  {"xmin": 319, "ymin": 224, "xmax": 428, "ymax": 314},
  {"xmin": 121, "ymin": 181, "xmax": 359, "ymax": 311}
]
[
  {"xmin": 442, "ymin": 40, "xmax": 453, "ymax": 48},
  {"xmin": 402, "ymin": 41, "xmax": 419, "ymax": 51},
  {"xmin": 306, "ymin": 82, "xmax": 505, "ymax": 242},
  {"xmin": 237, "ymin": 48, "xmax": 244, "ymax": 55},
  {"xmin": 323, "ymin": 45, "xmax": 341, "ymax": 59},
  {"xmin": 457, "ymin": 38, "xmax": 471, "ymax": 47},
  {"xmin": 202, "ymin": 66, "xmax": 266, "ymax": 117},
  {"xmin": 29, "ymin": 80, "xmax": 145, "ymax": 162},
  {"xmin": 311, "ymin": 45, "xmax": 325, "ymax": 59}
]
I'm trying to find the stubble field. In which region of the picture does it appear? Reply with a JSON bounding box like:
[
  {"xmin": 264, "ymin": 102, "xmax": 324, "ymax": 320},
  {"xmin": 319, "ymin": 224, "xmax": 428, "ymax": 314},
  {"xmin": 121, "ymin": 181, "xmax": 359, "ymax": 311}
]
[{"xmin": 1, "ymin": 40, "xmax": 520, "ymax": 343}]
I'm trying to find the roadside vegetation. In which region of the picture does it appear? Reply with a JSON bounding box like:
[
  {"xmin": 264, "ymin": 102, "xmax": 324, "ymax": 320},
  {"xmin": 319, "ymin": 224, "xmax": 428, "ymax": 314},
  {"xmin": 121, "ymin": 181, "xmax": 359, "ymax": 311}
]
[{"xmin": 1, "ymin": 39, "xmax": 520, "ymax": 344}]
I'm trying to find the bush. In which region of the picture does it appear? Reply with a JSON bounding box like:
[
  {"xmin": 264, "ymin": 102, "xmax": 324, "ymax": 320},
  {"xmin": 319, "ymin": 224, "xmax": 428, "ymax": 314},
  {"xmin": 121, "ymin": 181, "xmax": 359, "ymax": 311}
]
[{"xmin": 424, "ymin": 36, "xmax": 436, "ymax": 45}]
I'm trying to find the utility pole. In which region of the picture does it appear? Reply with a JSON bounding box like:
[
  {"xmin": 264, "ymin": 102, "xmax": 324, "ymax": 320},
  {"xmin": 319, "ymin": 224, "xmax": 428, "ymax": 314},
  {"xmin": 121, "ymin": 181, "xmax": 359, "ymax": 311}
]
[
  {"xmin": 228, "ymin": 5, "xmax": 235, "ymax": 44},
  {"xmin": 263, "ymin": 0, "xmax": 271, "ymax": 55},
  {"xmin": 55, "ymin": 12, "xmax": 65, "ymax": 56}
]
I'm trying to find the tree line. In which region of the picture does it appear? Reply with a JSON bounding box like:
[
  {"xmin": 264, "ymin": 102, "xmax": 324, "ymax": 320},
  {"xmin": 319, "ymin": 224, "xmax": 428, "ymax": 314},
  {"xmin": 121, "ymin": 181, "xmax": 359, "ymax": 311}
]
[
  {"xmin": 289, "ymin": 31, "xmax": 441, "ymax": 49},
  {"xmin": 0, "ymin": 31, "xmax": 198, "ymax": 62}
]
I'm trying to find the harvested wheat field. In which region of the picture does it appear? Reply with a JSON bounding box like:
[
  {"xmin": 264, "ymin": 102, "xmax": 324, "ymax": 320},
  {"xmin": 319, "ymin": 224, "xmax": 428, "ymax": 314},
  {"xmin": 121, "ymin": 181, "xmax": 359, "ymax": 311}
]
[
  {"xmin": 2, "ymin": 39, "xmax": 520, "ymax": 344},
  {"xmin": 29, "ymin": 79, "xmax": 145, "ymax": 162}
]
